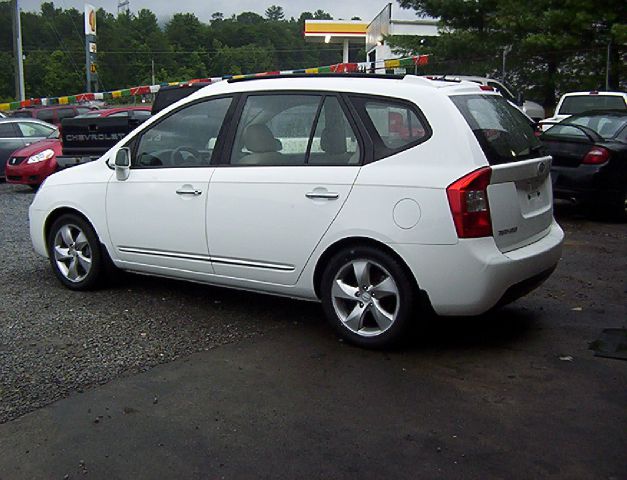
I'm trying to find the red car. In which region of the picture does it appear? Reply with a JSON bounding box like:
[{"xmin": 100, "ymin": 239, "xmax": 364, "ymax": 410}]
[
  {"xmin": 10, "ymin": 105, "xmax": 94, "ymax": 126},
  {"xmin": 6, "ymin": 106, "xmax": 151, "ymax": 189}
]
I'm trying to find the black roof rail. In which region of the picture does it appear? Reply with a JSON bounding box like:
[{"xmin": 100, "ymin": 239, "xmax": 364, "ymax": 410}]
[{"xmin": 227, "ymin": 73, "xmax": 405, "ymax": 83}]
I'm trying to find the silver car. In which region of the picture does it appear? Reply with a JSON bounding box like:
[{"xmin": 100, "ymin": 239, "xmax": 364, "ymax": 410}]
[{"xmin": 0, "ymin": 118, "xmax": 57, "ymax": 179}]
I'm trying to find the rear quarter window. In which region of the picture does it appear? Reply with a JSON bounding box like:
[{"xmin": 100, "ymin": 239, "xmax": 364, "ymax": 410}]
[
  {"xmin": 451, "ymin": 94, "xmax": 543, "ymax": 165},
  {"xmin": 348, "ymin": 95, "xmax": 430, "ymax": 162}
]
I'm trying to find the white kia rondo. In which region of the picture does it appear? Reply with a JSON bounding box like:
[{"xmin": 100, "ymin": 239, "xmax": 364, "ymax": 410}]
[{"xmin": 29, "ymin": 74, "xmax": 564, "ymax": 348}]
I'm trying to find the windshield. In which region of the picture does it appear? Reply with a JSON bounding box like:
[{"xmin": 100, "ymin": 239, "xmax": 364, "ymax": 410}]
[
  {"xmin": 47, "ymin": 129, "xmax": 60, "ymax": 139},
  {"xmin": 559, "ymin": 95, "xmax": 627, "ymax": 115},
  {"xmin": 451, "ymin": 94, "xmax": 543, "ymax": 165}
]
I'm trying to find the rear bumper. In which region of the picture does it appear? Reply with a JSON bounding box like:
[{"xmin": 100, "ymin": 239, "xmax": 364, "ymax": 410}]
[
  {"xmin": 394, "ymin": 220, "xmax": 564, "ymax": 316},
  {"xmin": 551, "ymin": 165, "xmax": 621, "ymax": 203}
]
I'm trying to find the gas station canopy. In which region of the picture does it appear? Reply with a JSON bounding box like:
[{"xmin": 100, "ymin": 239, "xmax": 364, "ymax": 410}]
[{"xmin": 304, "ymin": 20, "xmax": 368, "ymax": 63}]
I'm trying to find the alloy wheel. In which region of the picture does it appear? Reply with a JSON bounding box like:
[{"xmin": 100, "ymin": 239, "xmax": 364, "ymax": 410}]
[
  {"xmin": 53, "ymin": 224, "xmax": 92, "ymax": 283},
  {"xmin": 331, "ymin": 259, "xmax": 400, "ymax": 337}
]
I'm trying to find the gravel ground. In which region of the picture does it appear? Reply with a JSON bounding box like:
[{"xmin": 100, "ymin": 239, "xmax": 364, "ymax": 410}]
[
  {"xmin": 1, "ymin": 182, "xmax": 625, "ymax": 425},
  {"xmin": 0, "ymin": 182, "xmax": 308, "ymax": 423}
]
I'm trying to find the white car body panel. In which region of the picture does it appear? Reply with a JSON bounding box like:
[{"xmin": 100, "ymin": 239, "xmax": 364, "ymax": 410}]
[
  {"xmin": 206, "ymin": 165, "xmax": 360, "ymax": 285},
  {"xmin": 29, "ymin": 75, "xmax": 564, "ymax": 315},
  {"xmin": 106, "ymin": 167, "xmax": 215, "ymax": 274}
]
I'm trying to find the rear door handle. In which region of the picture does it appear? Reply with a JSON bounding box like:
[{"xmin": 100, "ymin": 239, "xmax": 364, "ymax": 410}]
[
  {"xmin": 176, "ymin": 189, "xmax": 202, "ymax": 196},
  {"xmin": 306, "ymin": 191, "xmax": 339, "ymax": 200}
]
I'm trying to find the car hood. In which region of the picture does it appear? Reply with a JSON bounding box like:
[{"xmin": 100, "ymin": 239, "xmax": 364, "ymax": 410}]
[{"xmin": 12, "ymin": 138, "xmax": 62, "ymax": 157}]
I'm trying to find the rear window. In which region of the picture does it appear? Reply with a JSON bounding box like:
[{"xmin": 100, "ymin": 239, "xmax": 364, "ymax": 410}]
[
  {"xmin": 11, "ymin": 111, "xmax": 33, "ymax": 118},
  {"xmin": 564, "ymin": 114, "xmax": 627, "ymax": 140},
  {"xmin": 451, "ymin": 94, "xmax": 543, "ymax": 165},
  {"xmin": 559, "ymin": 95, "xmax": 626, "ymax": 115},
  {"xmin": 56, "ymin": 108, "xmax": 76, "ymax": 120},
  {"xmin": 36, "ymin": 109, "xmax": 55, "ymax": 122}
]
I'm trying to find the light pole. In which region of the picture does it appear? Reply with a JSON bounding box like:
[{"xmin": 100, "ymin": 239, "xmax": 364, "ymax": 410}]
[
  {"xmin": 11, "ymin": 0, "xmax": 25, "ymax": 101},
  {"xmin": 502, "ymin": 44, "xmax": 512, "ymax": 83}
]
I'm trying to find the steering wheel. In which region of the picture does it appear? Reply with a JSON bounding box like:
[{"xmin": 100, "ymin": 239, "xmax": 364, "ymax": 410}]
[{"xmin": 172, "ymin": 146, "xmax": 201, "ymax": 166}]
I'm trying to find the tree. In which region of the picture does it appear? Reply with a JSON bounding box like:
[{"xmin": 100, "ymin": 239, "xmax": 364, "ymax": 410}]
[
  {"xmin": 313, "ymin": 10, "xmax": 332, "ymax": 20},
  {"xmin": 265, "ymin": 5, "xmax": 285, "ymax": 22},
  {"xmin": 237, "ymin": 12, "xmax": 265, "ymax": 25},
  {"xmin": 393, "ymin": 0, "xmax": 626, "ymax": 108},
  {"xmin": 0, "ymin": 4, "xmax": 353, "ymax": 102}
]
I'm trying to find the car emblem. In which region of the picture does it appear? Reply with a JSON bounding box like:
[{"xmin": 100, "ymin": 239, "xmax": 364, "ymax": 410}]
[{"xmin": 537, "ymin": 162, "xmax": 546, "ymax": 175}]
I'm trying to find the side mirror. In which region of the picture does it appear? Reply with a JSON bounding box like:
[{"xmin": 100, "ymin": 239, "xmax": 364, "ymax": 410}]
[{"xmin": 115, "ymin": 148, "xmax": 131, "ymax": 181}]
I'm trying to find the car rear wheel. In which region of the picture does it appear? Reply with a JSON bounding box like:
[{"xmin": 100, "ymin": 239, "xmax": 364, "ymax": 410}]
[
  {"xmin": 47, "ymin": 214, "xmax": 104, "ymax": 290},
  {"xmin": 320, "ymin": 246, "xmax": 416, "ymax": 348}
]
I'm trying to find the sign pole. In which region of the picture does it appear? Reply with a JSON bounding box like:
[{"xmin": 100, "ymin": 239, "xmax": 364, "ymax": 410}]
[{"xmin": 84, "ymin": 4, "xmax": 97, "ymax": 93}]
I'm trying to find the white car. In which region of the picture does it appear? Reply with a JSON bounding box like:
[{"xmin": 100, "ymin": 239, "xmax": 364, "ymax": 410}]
[
  {"xmin": 29, "ymin": 74, "xmax": 564, "ymax": 348},
  {"xmin": 540, "ymin": 91, "xmax": 627, "ymax": 130}
]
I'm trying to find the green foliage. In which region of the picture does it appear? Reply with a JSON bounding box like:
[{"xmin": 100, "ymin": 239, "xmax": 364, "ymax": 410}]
[
  {"xmin": 0, "ymin": 3, "xmax": 345, "ymax": 101},
  {"xmin": 265, "ymin": 6, "xmax": 285, "ymax": 22},
  {"xmin": 393, "ymin": 0, "xmax": 626, "ymax": 107}
]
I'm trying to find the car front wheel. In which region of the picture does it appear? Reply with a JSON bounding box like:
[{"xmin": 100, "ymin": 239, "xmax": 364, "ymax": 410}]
[
  {"xmin": 47, "ymin": 214, "xmax": 104, "ymax": 290},
  {"xmin": 320, "ymin": 246, "xmax": 416, "ymax": 348}
]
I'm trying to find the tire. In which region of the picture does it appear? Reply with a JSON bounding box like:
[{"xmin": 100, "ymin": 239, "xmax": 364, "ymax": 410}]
[
  {"xmin": 611, "ymin": 189, "xmax": 627, "ymax": 222},
  {"xmin": 47, "ymin": 214, "xmax": 105, "ymax": 290},
  {"xmin": 320, "ymin": 245, "xmax": 416, "ymax": 348}
]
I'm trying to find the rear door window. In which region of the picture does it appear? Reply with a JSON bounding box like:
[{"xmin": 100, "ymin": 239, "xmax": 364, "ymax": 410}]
[
  {"xmin": 229, "ymin": 94, "xmax": 320, "ymax": 166},
  {"xmin": 451, "ymin": 94, "xmax": 543, "ymax": 165}
]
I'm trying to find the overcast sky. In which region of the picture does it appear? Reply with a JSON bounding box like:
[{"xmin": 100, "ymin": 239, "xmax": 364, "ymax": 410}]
[{"xmin": 17, "ymin": 0, "xmax": 420, "ymax": 24}]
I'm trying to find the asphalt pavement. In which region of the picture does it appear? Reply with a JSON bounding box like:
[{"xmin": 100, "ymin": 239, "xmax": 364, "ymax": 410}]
[{"xmin": 0, "ymin": 182, "xmax": 625, "ymax": 479}]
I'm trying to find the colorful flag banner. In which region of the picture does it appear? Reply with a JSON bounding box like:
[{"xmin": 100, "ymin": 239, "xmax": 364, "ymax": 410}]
[{"xmin": 0, "ymin": 55, "xmax": 429, "ymax": 111}]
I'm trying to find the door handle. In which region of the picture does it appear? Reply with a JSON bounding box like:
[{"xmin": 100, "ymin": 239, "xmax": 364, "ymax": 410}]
[
  {"xmin": 176, "ymin": 189, "xmax": 202, "ymax": 196},
  {"xmin": 306, "ymin": 191, "xmax": 339, "ymax": 200}
]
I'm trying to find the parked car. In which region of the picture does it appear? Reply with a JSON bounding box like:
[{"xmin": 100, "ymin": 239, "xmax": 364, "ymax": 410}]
[
  {"xmin": 427, "ymin": 75, "xmax": 546, "ymax": 121},
  {"xmin": 541, "ymin": 110, "xmax": 627, "ymax": 220},
  {"xmin": 29, "ymin": 74, "xmax": 563, "ymax": 348},
  {"xmin": 0, "ymin": 111, "xmax": 6, "ymax": 118},
  {"xmin": 151, "ymin": 82, "xmax": 211, "ymax": 115},
  {"xmin": 57, "ymin": 106, "xmax": 153, "ymax": 169},
  {"xmin": 75, "ymin": 105, "xmax": 151, "ymax": 120},
  {"xmin": 9, "ymin": 105, "xmax": 94, "ymax": 126},
  {"xmin": 5, "ymin": 106, "xmax": 151, "ymax": 188},
  {"xmin": 0, "ymin": 118, "xmax": 57, "ymax": 181},
  {"xmin": 540, "ymin": 91, "xmax": 627, "ymax": 130}
]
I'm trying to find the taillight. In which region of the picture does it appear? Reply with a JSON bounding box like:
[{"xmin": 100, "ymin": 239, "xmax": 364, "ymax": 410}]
[
  {"xmin": 582, "ymin": 146, "xmax": 610, "ymax": 165},
  {"xmin": 479, "ymin": 85, "xmax": 494, "ymax": 91},
  {"xmin": 447, "ymin": 167, "xmax": 493, "ymax": 238}
]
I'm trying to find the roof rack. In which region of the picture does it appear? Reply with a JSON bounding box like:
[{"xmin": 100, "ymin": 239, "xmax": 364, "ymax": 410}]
[
  {"xmin": 227, "ymin": 73, "xmax": 405, "ymax": 84},
  {"xmin": 423, "ymin": 75, "xmax": 463, "ymax": 83}
]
